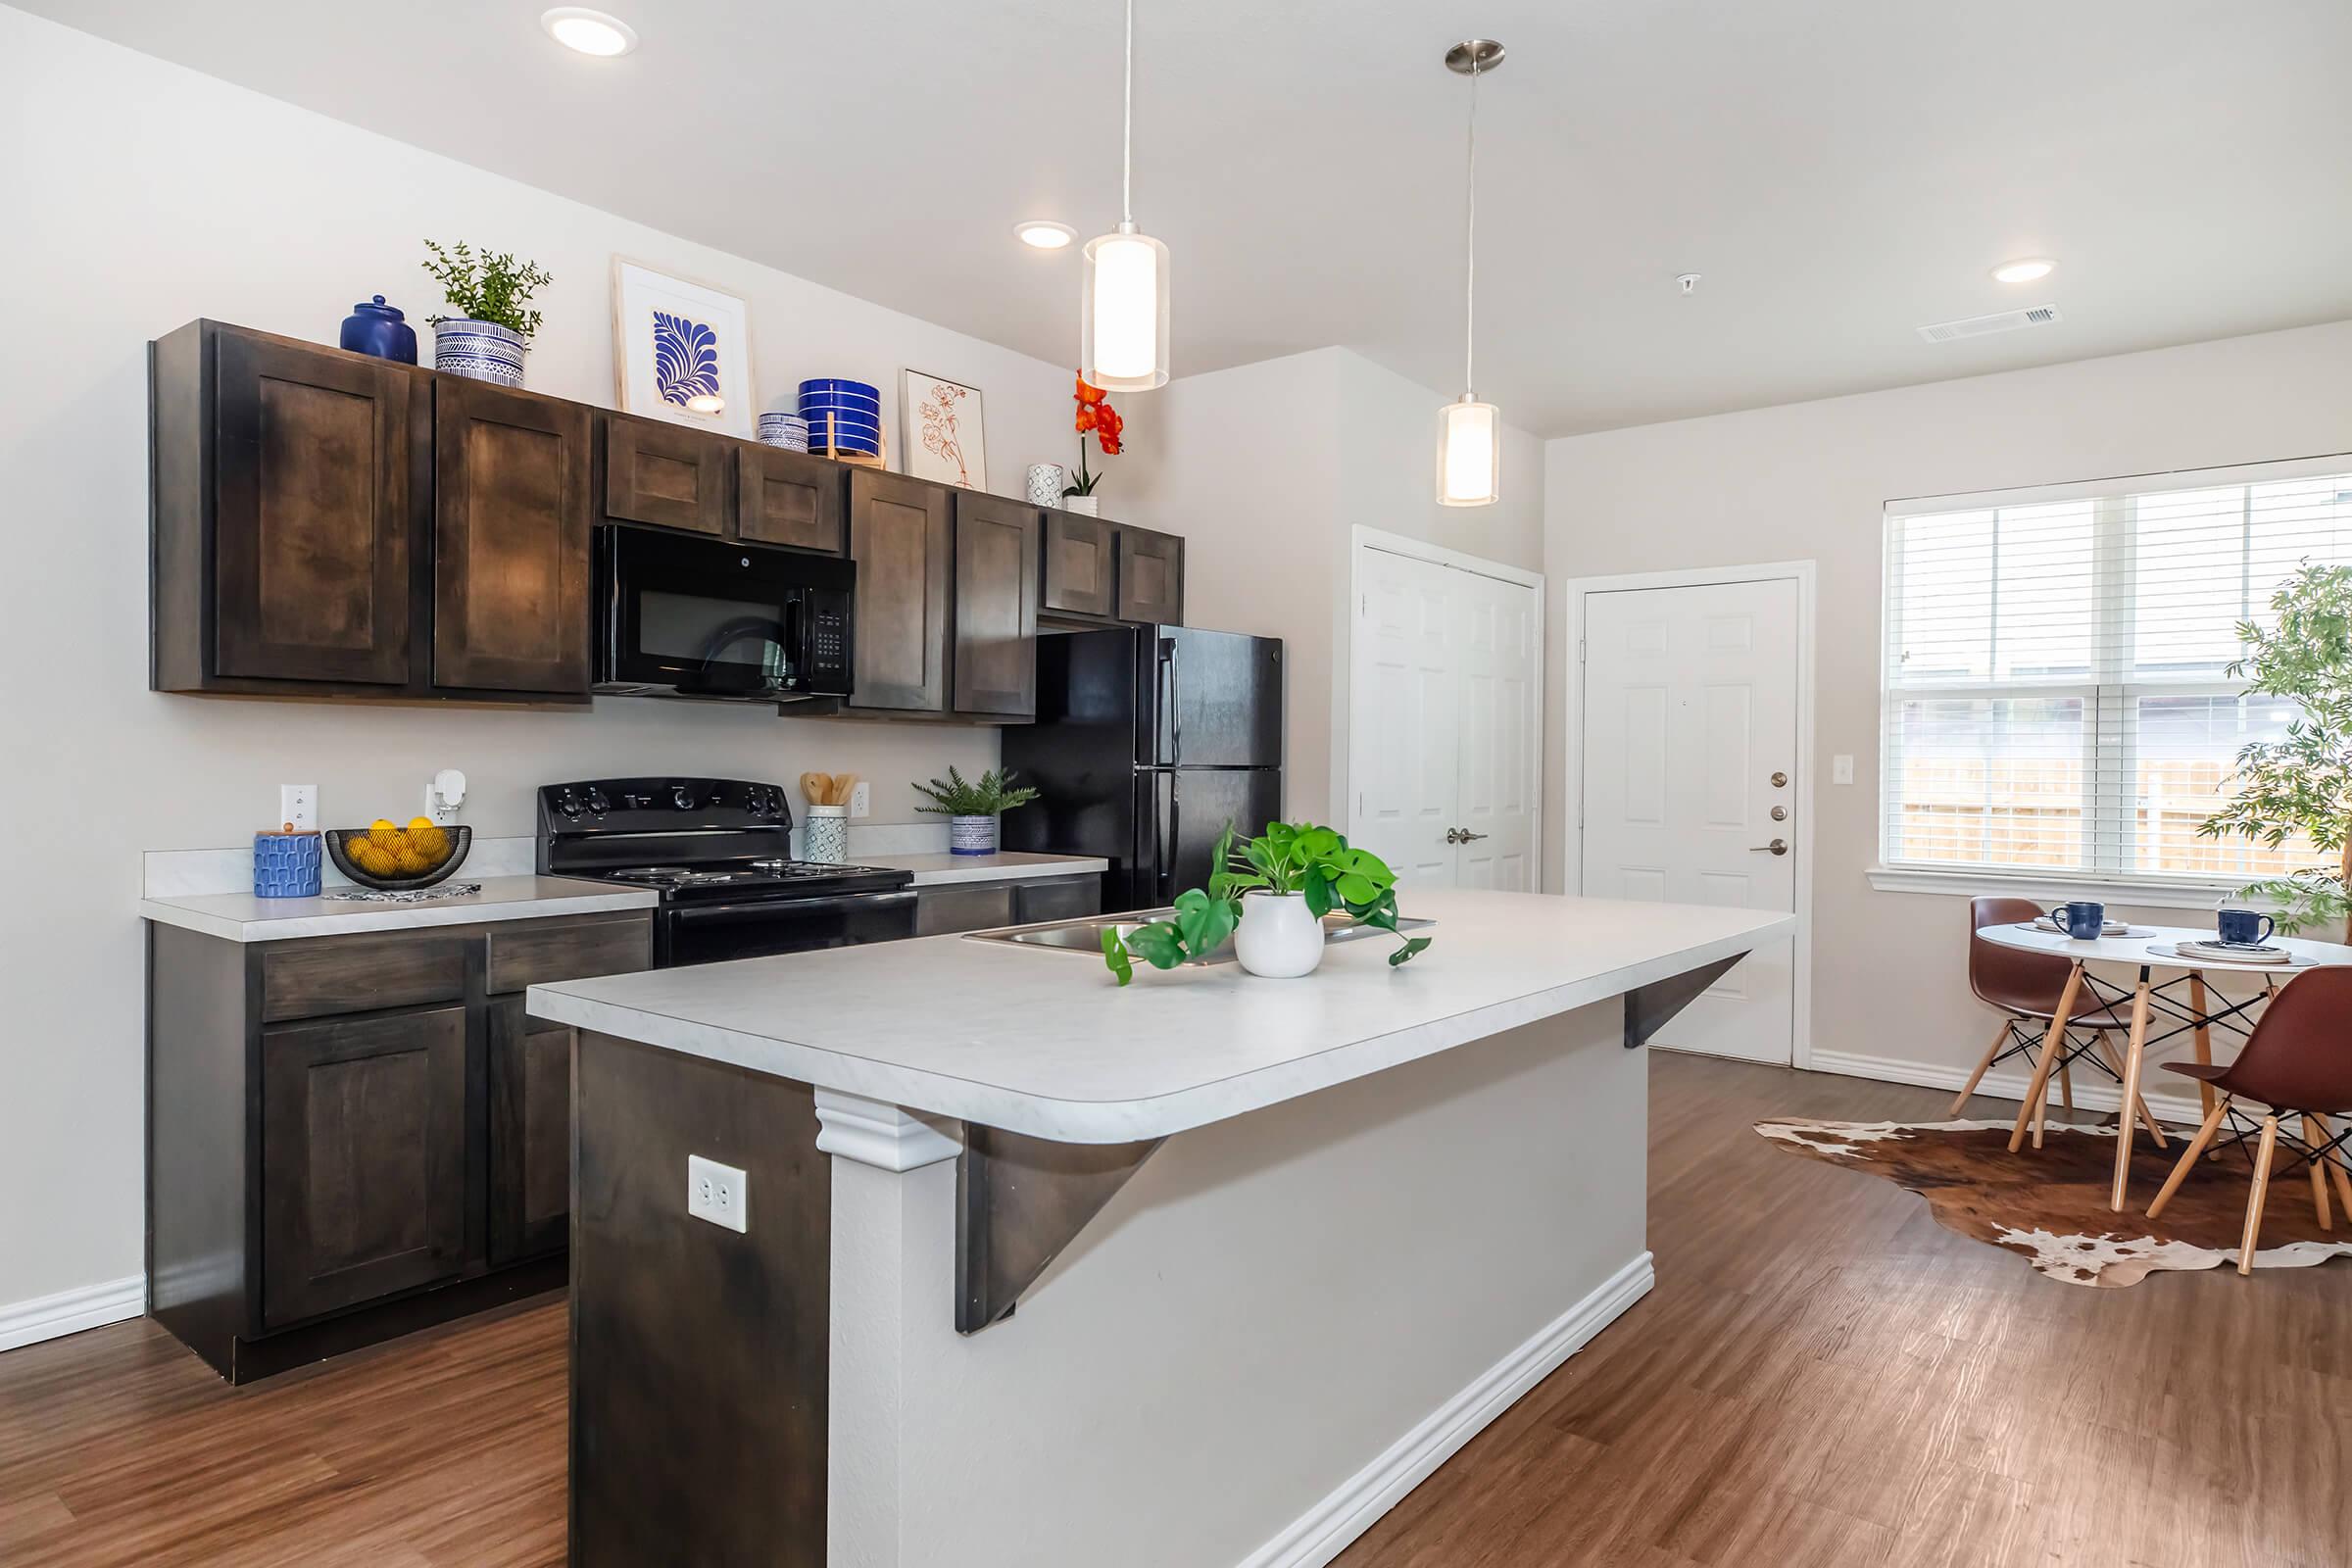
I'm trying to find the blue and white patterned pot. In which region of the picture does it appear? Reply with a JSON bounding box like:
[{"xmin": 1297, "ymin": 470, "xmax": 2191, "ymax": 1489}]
[
  {"xmin": 805, "ymin": 806, "xmax": 849, "ymax": 864},
  {"xmin": 758, "ymin": 412, "xmax": 810, "ymax": 450},
  {"xmin": 254, "ymin": 831, "xmax": 324, "ymax": 899},
  {"xmin": 433, "ymin": 318, "xmax": 526, "ymax": 387},
  {"xmin": 950, "ymin": 814, "xmax": 998, "ymax": 857}
]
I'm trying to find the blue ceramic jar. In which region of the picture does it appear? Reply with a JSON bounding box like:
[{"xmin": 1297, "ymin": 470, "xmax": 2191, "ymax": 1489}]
[
  {"xmin": 254, "ymin": 831, "xmax": 324, "ymax": 898},
  {"xmin": 340, "ymin": 295, "xmax": 418, "ymax": 364}
]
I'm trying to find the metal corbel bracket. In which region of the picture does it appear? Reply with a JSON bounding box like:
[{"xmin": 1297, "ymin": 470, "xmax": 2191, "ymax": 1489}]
[
  {"xmin": 956, "ymin": 1126, "xmax": 1164, "ymax": 1334},
  {"xmin": 1624, "ymin": 953, "xmax": 1748, "ymax": 1049}
]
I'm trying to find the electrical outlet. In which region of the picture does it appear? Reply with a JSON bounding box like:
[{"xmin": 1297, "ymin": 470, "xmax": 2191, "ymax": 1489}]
[
  {"xmin": 687, "ymin": 1154, "xmax": 748, "ymax": 1233},
  {"xmin": 1832, "ymin": 754, "xmax": 1855, "ymax": 786},
  {"xmin": 850, "ymin": 781, "xmax": 870, "ymax": 819},
  {"xmin": 279, "ymin": 784, "xmax": 318, "ymax": 832}
]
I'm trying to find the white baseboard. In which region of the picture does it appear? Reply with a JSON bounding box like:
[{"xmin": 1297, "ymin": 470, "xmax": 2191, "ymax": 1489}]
[
  {"xmin": 0, "ymin": 1274, "xmax": 145, "ymax": 1354},
  {"xmin": 1239, "ymin": 1250, "xmax": 1656, "ymax": 1568},
  {"xmin": 1808, "ymin": 1048, "xmax": 2206, "ymax": 1129}
]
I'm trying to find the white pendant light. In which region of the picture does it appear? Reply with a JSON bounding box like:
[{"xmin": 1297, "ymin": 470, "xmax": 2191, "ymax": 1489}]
[
  {"xmin": 1081, "ymin": 0, "xmax": 1170, "ymax": 391},
  {"xmin": 1436, "ymin": 38, "xmax": 1503, "ymax": 508}
]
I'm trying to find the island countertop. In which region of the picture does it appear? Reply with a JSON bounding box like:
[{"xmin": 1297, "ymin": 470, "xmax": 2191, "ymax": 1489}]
[{"xmin": 528, "ymin": 888, "xmax": 1790, "ymax": 1143}]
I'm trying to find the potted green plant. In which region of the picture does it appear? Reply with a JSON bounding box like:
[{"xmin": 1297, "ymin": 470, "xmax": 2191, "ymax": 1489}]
[
  {"xmin": 422, "ymin": 239, "xmax": 552, "ymax": 388},
  {"xmin": 911, "ymin": 767, "xmax": 1041, "ymax": 857},
  {"xmin": 2198, "ymin": 563, "xmax": 2352, "ymax": 941},
  {"xmin": 1101, "ymin": 821, "xmax": 1433, "ymax": 983}
]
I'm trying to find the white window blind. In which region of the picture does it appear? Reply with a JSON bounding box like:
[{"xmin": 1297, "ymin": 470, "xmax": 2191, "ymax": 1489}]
[{"xmin": 1881, "ymin": 457, "xmax": 2352, "ymax": 886}]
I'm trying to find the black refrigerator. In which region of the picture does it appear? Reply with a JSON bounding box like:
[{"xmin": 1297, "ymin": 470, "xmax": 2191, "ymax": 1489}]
[{"xmin": 1003, "ymin": 625, "xmax": 1284, "ymax": 912}]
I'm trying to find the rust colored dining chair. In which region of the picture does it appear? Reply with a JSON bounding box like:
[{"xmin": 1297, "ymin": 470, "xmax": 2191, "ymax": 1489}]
[
  {"xmin": 2147, "ymin": 966, "xmax": 2352, "ymax": 1274},
  {"xmin": 1953, "ymin": 897, "xmax": 2154, "ymax": 1137}
]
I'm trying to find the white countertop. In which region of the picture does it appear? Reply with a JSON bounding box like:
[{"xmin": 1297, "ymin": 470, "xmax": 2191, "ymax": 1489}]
[
  {"xmin": 529, "ymin": 888, "xmax": 1792, "ymax": 1144},
  {"xmin": 863, "ymin": 851, "xmax": 1108, "ymax": 887},
  {"xmin": 142, "ymin": 875, "xmax": 658, "ymax": 942}
]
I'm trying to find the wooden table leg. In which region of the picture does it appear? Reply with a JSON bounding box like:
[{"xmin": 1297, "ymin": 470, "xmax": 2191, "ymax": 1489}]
[
  {"xmin": 2109, "ymin": 967, "xmax": 2153, "ymax": 1211},
  {"xmin": 2303, "ymin": 1116, "xmax": 2334, "ymax": 1231},
  {"xmin": 2092, "ymin": 1034, "xmax": 2167, "ymax": 1148},
  {"xmin": 2187, "ymin": 972, "xmax": 2217, "ymax": 1120},
  {"xmin": 2010, "ymin": 964, "xmax": 2082, "ymax": 1153},
  {"xmin": 2240, "ymin": 1115, "xmax": 2279, "ymax": 1275}
]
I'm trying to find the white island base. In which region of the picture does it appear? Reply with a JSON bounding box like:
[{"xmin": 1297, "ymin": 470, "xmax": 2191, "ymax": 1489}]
[{"xmin": 533, "ymin": 890, "xmax": 1788, "ymax": 1567}]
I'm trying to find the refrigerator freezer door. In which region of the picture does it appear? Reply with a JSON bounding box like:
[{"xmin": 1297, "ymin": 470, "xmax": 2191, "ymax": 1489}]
[
  {"xmin": 1145, "ymin": 628, "xmax": 1284, "ymax": 768},
  {"xmin": 1129, "ymin": 767, "xmax": 1285, "ymax": 910}
]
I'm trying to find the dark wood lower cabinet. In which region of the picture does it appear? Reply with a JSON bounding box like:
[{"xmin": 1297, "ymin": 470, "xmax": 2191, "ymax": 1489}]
[
  {"xmin": 146, "ymin": 908, "xmax": 652, "ymax": 1382},
  {"xmin": 489, "ymin": 1001, "xmax": 574, "ymax": 1265},
  {"xmin": 260, "ymin": 1007, "xmax": 467, "ymax": 1327}
]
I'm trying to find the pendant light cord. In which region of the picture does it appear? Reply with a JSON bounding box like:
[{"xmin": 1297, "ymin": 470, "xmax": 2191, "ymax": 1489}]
[
  {"xmin": 1122, "ymin": 0, "xmax": 1136, "ymax": 227},
  {"xmin": 1463, "ymin": 54, "xmax": 1479, "ymax": 399}
]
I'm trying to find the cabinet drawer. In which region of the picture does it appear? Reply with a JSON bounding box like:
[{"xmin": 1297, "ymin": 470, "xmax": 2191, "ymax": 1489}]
[
  {"xmin": 260, "ymin": 931, "xmax": 467, "ymax": 1023},
  {"xmin": 914, "ymin": 884, "xmax": 1014, "ymax": 937},
  {"xmin": 1013, "ymin": 877, "xmax": 1102, "ymax": 925},
  {"xmin": 605, "ymin": 414, "xmax": 728, "ymax": 535},
  {"xmin": 486, "ymin": 914, "xmax": 653, "ymax": 996}
]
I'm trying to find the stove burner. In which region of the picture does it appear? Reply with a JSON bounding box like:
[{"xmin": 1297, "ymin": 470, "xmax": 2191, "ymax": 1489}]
[{"xmin": 606, "ymin": 866, "xmax": 740, "ymax": 886}]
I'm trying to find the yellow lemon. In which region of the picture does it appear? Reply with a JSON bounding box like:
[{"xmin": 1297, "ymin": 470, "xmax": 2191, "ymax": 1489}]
[
  {"xmin": 408, "ymin": 816, "xmax": 436, "ymax": 833},
  {"xmin": 392, "ymin": 847, "xmax": 430, "ymax": 874},
  {"xmin": 370, "ymin": 818, "xmax": 397, "ymax": 831},
  {"xmin": 409, "ymin": 824, "xmax": 450, "ymax": 862}
]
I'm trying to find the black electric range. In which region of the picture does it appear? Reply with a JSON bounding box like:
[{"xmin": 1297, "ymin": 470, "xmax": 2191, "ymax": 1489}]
[{"xmin": 536, "ymin": 776, "xmax": 915, "ymax": 967}]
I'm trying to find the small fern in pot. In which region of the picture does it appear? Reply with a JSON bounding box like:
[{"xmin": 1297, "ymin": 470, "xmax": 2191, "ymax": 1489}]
[{"xmin": 911, "ymin": 767, "xmax": 1040, "ymax": 857}]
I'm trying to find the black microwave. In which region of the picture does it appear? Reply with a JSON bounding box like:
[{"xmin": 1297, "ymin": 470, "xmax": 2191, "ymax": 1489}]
[{"xmin": 594, "ymin": 525, "xmax": 855, "ymax": 702}]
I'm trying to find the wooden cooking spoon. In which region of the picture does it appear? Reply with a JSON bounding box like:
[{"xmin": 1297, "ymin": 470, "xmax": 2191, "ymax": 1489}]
[
  {"xmin": 801, "ymin": 772, "xmax": 832, "ymax": 805},
  {"xmin": 831, "ymin": 773, "xmax": 858, "ymax": 807}
]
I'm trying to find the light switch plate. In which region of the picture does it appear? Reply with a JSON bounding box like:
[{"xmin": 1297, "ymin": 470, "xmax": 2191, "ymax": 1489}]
[
  {"xmin": 1832, "ymin": 755, "xmax": 1855, "ymax": 786},
  {"xmin": 687, "ymin": 1154, "xmax": 748, "ymax": 1233},
  {"xmin": 279, "ymin": 784, "xmax": 318, "ymax": 832},
  {"xmin": 850, "ymin": 781, "xmax": 870, "ymax": 819}
]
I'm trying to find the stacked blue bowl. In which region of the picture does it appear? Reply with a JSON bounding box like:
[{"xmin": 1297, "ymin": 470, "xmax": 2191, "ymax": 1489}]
[{"xmin": 799, "ymin": 377, "xmax": 882, "ymax": 457}]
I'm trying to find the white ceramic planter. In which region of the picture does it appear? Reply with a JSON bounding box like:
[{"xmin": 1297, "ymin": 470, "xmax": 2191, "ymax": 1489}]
[
  {"xmin": 1233, "ymin": 891, "xmax": 1324, "ymax": 978},
  {"xmin": 1063, "ymin": 494, "xmax": 1102, "ymax": 517},
  {"xmin": 950, "ymin": 814, "xmax": 998, "ymax": 857}
]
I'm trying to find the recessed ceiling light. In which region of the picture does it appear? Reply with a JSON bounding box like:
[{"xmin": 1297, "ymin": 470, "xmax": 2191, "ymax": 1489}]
[
  {"xmin": 1014, "ymin": 220, "xmax": 1077, "ymax": 251},
  {"xmin": 1991, "ymin": 257, "xmax": 2055, "ymax": 284},
  {"xmin": 541, "ymin": 7, "xmax": 638, "ymax": 56}
]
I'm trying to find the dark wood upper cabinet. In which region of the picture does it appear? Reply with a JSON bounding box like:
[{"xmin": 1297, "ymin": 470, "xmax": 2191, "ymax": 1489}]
[
  {"xmin": 205, "ymin": 329, "xmax": 420, "ymax": 686},
  {"xmin": 1117, "ymin": 524, "xmax": 1186, "ymax": 625},
  {"xmin": 737, "ymin": 443, "xmax": 848, "ymax": 554},
  {"xmin": 603, "ymin": 414, "xmax": 727, "ymax": 535},
  {"xmin": 1041, "ymin": 510, "xmax": 1115, "ymax": 618},
  {"xmin": 845, "ymin": 469, "xmax": 952, "ymax": 712},
  {"xmin": 952, "ymin": 493, "xmax": 1041, "ymax": 718},
  {"xmin": 433, "ymin": 377, "xmax": 593, "ymax": 695},
  {"xmin": 259, "ymin": 1005, "xmax": 466, "ymax": 1328}
]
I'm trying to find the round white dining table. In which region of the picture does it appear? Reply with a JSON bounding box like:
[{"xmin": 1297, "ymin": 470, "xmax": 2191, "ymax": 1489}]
[{"xmin": 1977, "ymin": 920, "xmax": 2352, "ymax": 1210}]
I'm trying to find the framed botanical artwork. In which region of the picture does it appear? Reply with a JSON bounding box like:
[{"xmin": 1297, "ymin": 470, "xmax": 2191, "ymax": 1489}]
[
  {"xmin": 901, "ymin": 369, "xmax": 987, "ymax": 490},
  {"xmin": 611, "ymin": 258, "xmax": 756, "ymax": 439}
]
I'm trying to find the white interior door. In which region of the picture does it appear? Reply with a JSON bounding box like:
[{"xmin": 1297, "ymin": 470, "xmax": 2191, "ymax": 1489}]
[
  {"xmin": 1350, "ymin": 544, "xmax": 1541, "ymax": 891},
  {"xmin": 1580, "ymin": 579, "xmax": 1798, "ymax": 1063}
]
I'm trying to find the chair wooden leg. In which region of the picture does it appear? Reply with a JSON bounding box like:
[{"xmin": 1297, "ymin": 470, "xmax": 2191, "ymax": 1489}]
[
  {"xmin": 2110, "ymin": 974, "xmax": 2155, "ymax": 1210},
  {"xmin": 1950, "ymin": 1016, "xmax": 2015, "ymax": 1117},
  {"xmin": 2188, "ymin": 973, "xmax": 2218, "ymax": 1120},
  {"xmin": 2058, "ymin": 1049, "xmax": 2075, "ymax": 1115},
  {"xmin": 2148, "ymin": 1096, "xmax": 2230, "ymax": 1219},
  {"xmin": 2012, "ymin": 964, "xmax": 2082, "ymax": 1153},
  {"xmin": 2315, "ymin": 1115, "xmax": 2352, "ymax": 1220},
  {"xmin": 2239, "ymin": 1115, "xmax": 2279, "ymax": 1276},
  {"xmin": 2303, "ymin": 1116, "xmax": 2333, "ymax": 1231}
]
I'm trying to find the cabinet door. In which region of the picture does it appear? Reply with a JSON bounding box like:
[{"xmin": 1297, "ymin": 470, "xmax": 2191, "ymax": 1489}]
[
  {"xmin": 952, "ymin": 493, "xmax": 1041, "ymax": 718},
  {"xmin": 488, "ymin": 999, "xmax": 573, "ymax": 1265},
  {"xmin": 846, "ymin": 470, "xmax": 952, "ymax": 712},
  {"xmin": 1041, "ymin": 510, "xmax": 1115, "ymax": 618},
  {"xmin": 434, "ymin": 377, "xmax": 593, "ymax": 694},
  {"xmin": 1117, "ymin": 526, "xmax": 1186, "ymax": 625},
  {"xmin": 604, "ymin": 414, "xmax": 727, "ymax": 535},
  {"xmin": 737, "ymin": 444, "xmax": 847, "ymax": 554},
  {"xmin": 1013, "ymin": 877, "xmax": 1102, "ymax": 925},
  {"xmin": 260, "ymin": 1006, "xmax": 466, "ymax": 1327},
  {"xmin": 914, "ymin": 884, "xmax": 1015, "ymax": 937},
  {"xmin": 212, "ymin": 330, "xmax": 416, "ymax": 685}
]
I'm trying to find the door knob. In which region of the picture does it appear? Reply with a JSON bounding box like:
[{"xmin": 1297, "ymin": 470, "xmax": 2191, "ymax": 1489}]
[
  {"xmin": 1446, "ymin": 828, "xmax": 1489, "ymax": 844},
  {"xmin": 1446, "ymin": 828, "xmax": 1460, "ymax": 844},
  {"xmin": 1749, "ymin": 838, "xmax": 1788, "ymax": 856},
  {"xmin": 1459, "ymin": 830, "xmax": 1489, "ymax": 842},
  {"xmin": 1770, "ymin": 771, "xmax": 1788, "ymax": 788}
]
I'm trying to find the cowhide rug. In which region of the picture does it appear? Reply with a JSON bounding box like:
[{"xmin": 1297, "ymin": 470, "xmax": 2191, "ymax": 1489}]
[{"xmin": 1757, "ymin": 1116, "xmax": 2352, "ymax": 1287}]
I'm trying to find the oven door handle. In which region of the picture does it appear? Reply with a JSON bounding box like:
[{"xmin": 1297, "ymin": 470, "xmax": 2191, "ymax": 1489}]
[{"xmin": 668, "ymin": 891, "xmax": 916, "ymax": 925}]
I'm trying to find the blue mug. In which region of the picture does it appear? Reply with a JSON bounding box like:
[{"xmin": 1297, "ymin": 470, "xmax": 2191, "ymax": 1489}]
[
  {"xmin": 2049, "ymin": 901, "xmax": 2106, "ymax": 941},
  {"xmin": 2217, "ymin": 908, "xmax": 2276, "ymax": 947}
]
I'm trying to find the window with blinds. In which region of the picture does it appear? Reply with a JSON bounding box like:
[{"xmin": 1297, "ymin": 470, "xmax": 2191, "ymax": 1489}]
[{"xmin": 1881, "ymin": 458, "xmax": 2352, "ymax": 885}]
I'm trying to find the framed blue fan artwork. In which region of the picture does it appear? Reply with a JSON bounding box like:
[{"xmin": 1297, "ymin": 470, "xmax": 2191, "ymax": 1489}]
[{"xmin": 611, "ymin": 258, "xmax": 756, "ymax": 437}]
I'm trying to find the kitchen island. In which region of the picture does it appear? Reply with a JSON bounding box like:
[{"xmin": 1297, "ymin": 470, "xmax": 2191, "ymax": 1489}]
[{"xmin": 528, "ymin": 888, "xmax": 1789, "ymax": 1568}]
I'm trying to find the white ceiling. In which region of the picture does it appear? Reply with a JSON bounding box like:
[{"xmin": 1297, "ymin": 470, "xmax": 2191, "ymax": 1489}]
[{"xmin": 30, "ymin": 0, "xmax": 2352, "ymax": 434}]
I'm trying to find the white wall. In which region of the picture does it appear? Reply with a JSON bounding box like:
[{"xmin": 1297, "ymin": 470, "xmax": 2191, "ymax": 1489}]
[
  {"xmin": 1119, "ymin": 349, "xmax": 1544, "ymax": 828},
  {"xmin": 0, "ymin": 7, "xmax": 1085, "ymax": 1318},
  {"xmin": 1544, "ymin": 318, "xmax": 2352, "ymax": 1088}
]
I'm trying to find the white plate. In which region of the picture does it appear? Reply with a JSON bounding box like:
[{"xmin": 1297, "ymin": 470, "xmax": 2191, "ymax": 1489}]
[
  {"xmin": 2022, "ymin": 919, "xmax": 2145, "ymax": 937},
  {"xmin": 2148, "ymin": 941, "xmax": 2303, "ymax": 967}
]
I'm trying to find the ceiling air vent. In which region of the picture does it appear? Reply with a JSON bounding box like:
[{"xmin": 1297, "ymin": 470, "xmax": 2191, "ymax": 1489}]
[{"xmin": 1916, "ymin": 304, "xmax": 2063, "ymax": 344}]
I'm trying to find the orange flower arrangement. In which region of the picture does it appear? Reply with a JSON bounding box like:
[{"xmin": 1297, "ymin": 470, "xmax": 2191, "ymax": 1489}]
[{"xmin": 1067, "ymin": 375, "xmax": 1124, "ymax": 499}]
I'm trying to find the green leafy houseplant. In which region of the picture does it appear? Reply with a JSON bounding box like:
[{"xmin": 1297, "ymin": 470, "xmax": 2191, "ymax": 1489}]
[
  {"xmin": 2196, "ymin": 562, "xmax": 2352, "ymax": 940},
  {"xmin": 421, "ymin": 239, "xmax": 552, "ymax": 342},
  {"xmin": 910, "ymin": 766, "xmax": 1040, "ymax": 816},
  {"xmin": 1101, "ymin": 821, "xmax": 1433, "ymax": 985}
]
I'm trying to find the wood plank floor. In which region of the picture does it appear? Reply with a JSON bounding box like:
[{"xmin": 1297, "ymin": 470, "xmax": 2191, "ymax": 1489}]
[{"xmin": 2, "ymin": 1054, "xmax": 2343, "ymax": 1566}]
